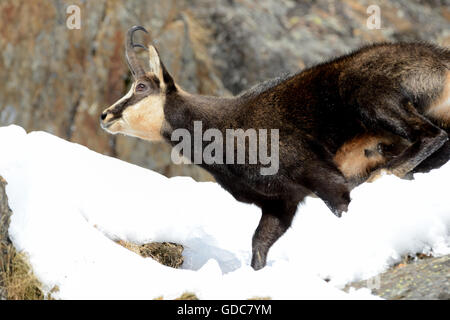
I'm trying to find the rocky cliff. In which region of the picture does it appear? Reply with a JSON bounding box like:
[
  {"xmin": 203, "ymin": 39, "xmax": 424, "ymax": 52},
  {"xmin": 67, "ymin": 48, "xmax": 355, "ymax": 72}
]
[
  {"xmin": 0, "ymin": 0, "xmax": 449, "ymax": 180},
  {"xmin": 0, "ymin": 176, "xmax": 12, "ymax": 300}
]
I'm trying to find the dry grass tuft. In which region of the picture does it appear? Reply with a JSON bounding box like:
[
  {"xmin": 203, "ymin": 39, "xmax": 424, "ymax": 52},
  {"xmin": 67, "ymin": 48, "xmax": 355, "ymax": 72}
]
[
  {"xmin": 117, "ymin": 240, "xmax": 184, "ymax": 269},
  {"xmin": 175, "ymin": 292, "xmax": 199, "ymax": 300},
  {"xmin": 1, "ymin": 175, "xmax": 46, "ymax": 300},
  {"xmin": 118, "ymin": 240, "xmax": 194, "ymax": 300},
  {"xmin": 153, "ymin": 292, "xmax": 198, "ymax": 300},
  {"xmin": 0, "ymin": 242, "xmax": 44, "ymax": 300}
]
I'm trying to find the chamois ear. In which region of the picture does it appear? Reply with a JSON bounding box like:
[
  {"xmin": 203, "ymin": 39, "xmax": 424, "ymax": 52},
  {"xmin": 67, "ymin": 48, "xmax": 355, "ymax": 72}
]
[{"xmin": 148, "ymin": 45, "xmax": 175, "ymax": 92}]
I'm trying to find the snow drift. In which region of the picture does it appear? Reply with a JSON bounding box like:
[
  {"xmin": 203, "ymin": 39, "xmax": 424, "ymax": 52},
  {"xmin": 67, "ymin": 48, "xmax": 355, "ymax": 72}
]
[{"xmin": 0, "ymin": 125, "xmax": 448, "ymax": 299}]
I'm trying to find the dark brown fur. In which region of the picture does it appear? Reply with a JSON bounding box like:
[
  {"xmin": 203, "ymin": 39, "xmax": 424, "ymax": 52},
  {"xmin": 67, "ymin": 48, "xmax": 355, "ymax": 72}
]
[{"xmin": 161, "ymin": 42, "xmax": 450, "ymax": 270}]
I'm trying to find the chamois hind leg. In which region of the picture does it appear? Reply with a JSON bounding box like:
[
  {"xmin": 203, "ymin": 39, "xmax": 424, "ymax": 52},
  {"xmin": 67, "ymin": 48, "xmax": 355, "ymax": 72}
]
[
  {"xmin": 251, "ymin": 200, "xmax": 298, "ymax": 270},
  {"xmin": 413, "ymin": 71, "xmax": 450, "ymax": 174},
  {"xmin": 411, "ymin": 139, "xmax": 450, "ymax": 174},
  {"xmin": 358, "ymin": 95, "xmax": 448, "ymax": 177}
]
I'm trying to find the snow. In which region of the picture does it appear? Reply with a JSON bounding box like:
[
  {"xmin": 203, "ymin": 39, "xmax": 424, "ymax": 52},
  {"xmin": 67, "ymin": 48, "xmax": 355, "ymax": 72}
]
[{"xmin": 0, "ymin": 124, "xmax": 449, "ymax": 299}]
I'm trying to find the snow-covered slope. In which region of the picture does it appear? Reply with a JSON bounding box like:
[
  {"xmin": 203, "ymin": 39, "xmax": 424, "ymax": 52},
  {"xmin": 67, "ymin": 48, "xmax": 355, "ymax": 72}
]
[{"xmin": 0, "ymin": 125, "xmax": 448, "ymax": 299}]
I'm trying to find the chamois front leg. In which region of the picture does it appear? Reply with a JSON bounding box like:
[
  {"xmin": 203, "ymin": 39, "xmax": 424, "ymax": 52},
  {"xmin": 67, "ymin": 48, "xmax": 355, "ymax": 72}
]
[
  {"xmin": 251, "ymin": 200, "xmax": 298, "ymax": 270},
  {"xmin": 296, "ymin": 162, "xmax": 351, "ymax": 217}
]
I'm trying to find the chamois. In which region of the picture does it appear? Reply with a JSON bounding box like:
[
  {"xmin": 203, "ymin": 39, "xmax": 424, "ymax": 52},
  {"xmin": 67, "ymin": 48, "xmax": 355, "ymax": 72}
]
[{"xmin": 100, "ymin": 26, "xmax": 450, "ymax": 270}]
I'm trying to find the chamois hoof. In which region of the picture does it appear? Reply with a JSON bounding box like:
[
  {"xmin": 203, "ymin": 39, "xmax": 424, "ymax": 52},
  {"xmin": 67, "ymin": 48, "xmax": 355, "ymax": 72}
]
[
  {"xmin": 401, "ymin": 172, "xmax": 415, "ymax": 180},
  {"xmin": 251, "ymin": 251, "xmax": 266, "ymax": 271},
  {"xmin": 251, "ymin": 262, "xmax": 265, "ymax": 271},
  {"xmin": 332, "ymin": 203, "xmax": 349, "ymax": 218}
]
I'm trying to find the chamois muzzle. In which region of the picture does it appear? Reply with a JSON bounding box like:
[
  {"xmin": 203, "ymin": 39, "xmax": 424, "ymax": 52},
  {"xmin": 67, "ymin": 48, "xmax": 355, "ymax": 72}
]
[
  {"xmin": 99, "ymin": 110, "xmax": 116, "ymax": 129},
  {"xmin": 126, "ymin": 25, "xmax": 148, "ymax": 79}
]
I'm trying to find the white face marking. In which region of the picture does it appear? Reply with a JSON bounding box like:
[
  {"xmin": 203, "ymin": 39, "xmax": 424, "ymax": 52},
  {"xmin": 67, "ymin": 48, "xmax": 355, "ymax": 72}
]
[
  {"xmin": 120, "ymin": 93, "xmax": 166, "ymax": 141},
  {"xmin": 113, "ymin": 83, "xmax": 135, "ymax": 109},
  {"xmin": 100, "ymin": 83, "xmax": 135, "ymax": 134}
]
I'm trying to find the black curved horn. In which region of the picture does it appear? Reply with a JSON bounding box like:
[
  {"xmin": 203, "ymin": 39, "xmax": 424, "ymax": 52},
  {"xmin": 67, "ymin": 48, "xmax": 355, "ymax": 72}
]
[{"xmin": 125, "ymin": 26, "xmax": 148, "ymax": 78}]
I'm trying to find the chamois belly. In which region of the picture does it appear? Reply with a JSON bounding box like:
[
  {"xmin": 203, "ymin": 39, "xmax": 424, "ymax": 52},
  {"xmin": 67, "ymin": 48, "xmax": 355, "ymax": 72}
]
[{"xmin": 211, "ymin": 165, "xmax": 294, "ymax": 205}]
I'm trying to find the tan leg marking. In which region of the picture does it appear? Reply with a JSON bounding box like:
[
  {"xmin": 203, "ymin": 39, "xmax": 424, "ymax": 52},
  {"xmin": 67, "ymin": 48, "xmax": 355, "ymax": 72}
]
[
  {"xmin": 426, "ymin": 71, "xmax": 450, "ymax": 125},
  {"xmin": 334, "ymin": 134, "xmax": 393, "ymax": 180},
  {"xmin": 334, "ymin": 131, "xmax": 413, "ymax": 182}
]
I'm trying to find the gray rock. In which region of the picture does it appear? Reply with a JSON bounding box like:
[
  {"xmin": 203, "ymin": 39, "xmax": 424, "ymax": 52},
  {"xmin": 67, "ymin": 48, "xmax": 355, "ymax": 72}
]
[
  {"xmin": 0, "ymin": 176, "xmax": 12, "ymax": 300},
  {"xmin": 346, "ymin": 255, "xmax": 450, "ymax": 300}
]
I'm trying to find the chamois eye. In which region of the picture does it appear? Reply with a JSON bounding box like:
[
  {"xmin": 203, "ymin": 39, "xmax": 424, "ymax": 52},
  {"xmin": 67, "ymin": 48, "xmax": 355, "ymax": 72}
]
[{"xmin": 136, "ymin": 83, "xmax": 147, "ymax": 92}]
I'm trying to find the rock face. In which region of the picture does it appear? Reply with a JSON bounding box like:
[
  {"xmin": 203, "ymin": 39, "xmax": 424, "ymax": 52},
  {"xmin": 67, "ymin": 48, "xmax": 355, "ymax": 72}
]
[
  {"xmin": 347, "ymin": 255, "xmax": 450, "ymax": 300},
  {"xmin": 0, "ymin": 0, "xmax": 449, "ymax": 181},
  {"xmin": 0, "ymin": 0, "xmax": 219, "ymax": 181},
  {"xmin": 0, "ymin": 176, "xmax": 12, "ymax": 300},
  {"xmin": 196, "ymin": 0, "xmax": 450, "ymax": 95},
  {"xmin": 0, "ymin": 177, "xmax": 11, "ymax": 244}
]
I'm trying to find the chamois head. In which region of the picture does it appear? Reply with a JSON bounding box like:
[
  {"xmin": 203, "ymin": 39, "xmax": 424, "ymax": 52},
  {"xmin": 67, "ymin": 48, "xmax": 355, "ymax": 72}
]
[{"xmin": 100, "ymin": 26, "xmax": 175, "ymax": 141}]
